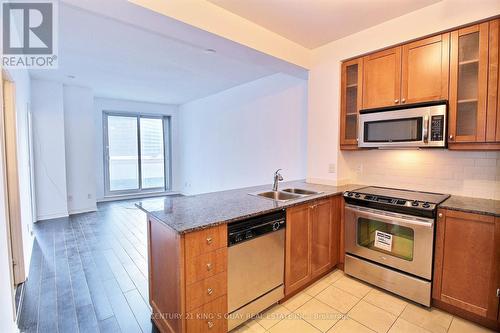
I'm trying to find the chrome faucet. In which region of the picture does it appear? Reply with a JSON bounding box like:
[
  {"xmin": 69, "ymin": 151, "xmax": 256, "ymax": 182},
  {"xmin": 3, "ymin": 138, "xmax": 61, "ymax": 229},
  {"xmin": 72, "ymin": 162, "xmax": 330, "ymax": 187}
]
[{"xmin": 272, "ymin": 169, "xmax": 284, "ymax": 192}]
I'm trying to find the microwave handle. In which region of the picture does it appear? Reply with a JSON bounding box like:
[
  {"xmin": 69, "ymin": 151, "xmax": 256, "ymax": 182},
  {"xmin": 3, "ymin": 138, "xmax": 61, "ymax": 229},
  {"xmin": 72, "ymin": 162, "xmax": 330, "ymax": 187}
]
[{"xmin": 423, "ymin": 114, "xmax": 429, "ymax": 143}]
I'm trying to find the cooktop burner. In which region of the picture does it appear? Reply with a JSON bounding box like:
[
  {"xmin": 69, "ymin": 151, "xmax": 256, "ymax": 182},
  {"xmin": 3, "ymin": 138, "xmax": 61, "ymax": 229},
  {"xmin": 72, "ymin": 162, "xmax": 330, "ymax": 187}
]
[{"xmin": 344, "ymin": 186, "xmax": 450, "ymax": 218}]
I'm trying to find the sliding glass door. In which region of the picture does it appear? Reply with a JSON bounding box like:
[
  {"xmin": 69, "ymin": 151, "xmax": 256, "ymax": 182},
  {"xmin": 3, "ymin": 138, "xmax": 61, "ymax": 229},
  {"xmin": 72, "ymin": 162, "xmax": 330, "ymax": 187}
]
[
  {"xmin": 107, "ymin": 115, "xmax": 140, "ymax": 191},
  {"xmin": 140, "ymin": 117, "xmax": 166, "ymax": 189},
  {"xmin": 104, "ymin": 112, "xmax": 170, "ymax": 196}
]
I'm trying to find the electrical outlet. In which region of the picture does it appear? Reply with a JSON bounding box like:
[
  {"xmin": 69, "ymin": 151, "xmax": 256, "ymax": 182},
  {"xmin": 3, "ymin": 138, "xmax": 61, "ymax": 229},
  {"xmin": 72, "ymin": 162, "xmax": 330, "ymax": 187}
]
[
  {"xmin": 68, "ymin": 195, "xmax": 73, "ymax": 202},
  {"xmin": 87, "ymin": 193, "xmax": 92, "ymax": 199},
  {"xmin": 355, "ymin": 164, "xmax": 363, "ymax": 173},
  {"xmin": 328, "ymin": 163, "xmax": 336, "ymax": 173}
]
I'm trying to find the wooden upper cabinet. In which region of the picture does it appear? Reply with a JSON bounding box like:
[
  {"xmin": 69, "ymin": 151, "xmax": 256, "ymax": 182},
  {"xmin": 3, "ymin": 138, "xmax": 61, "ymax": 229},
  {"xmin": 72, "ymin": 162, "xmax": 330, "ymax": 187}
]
[
  {"xmin": 449, "ymin": 23, "xmax": 489, "ymax": 143},
  {"xmin": 487, "ymin": 19, "xmax": 500, "ymax": 143},
  {"xmin": 401, "ymin": 34, "xmax": 450, "ymax": 104},
  {"xmin": 433, "ymin": 209, "xmax": 499, "ymax": 321},
  {"xmin": 340, "ymin": 58, "xmax": 363, "ymax": 148},
  {"xmin": 340, "ymin": 18, "xmax": 500, "ymax": 150},
  {"xmin": 362, "ymin": 47, "xmax": 402, "ymax": 109}
]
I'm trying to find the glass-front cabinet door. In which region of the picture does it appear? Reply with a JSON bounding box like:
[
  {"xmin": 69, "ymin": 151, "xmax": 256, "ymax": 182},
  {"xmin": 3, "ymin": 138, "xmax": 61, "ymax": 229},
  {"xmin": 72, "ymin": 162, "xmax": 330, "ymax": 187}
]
[
  {"xmin": 340, "ymin": 58, "xmax": 363, "ymax": 149},
  {"xmin": 449, "ymin": 23, "xmax": 489, "ymax": 143}
]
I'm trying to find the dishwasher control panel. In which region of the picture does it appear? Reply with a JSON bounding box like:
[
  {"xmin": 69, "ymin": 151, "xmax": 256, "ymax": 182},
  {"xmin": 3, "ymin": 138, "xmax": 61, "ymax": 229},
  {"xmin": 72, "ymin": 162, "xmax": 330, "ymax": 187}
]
[{"xmin": 228, "ymin": 210, "xmax": 286, "ymax": 246}]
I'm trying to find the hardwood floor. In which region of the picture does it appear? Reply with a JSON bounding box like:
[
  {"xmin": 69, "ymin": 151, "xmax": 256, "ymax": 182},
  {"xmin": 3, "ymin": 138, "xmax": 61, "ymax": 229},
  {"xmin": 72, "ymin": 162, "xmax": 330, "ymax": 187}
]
[{"xmin": 18, "ymin": 199, "xmax": 162, "ymax": 333}]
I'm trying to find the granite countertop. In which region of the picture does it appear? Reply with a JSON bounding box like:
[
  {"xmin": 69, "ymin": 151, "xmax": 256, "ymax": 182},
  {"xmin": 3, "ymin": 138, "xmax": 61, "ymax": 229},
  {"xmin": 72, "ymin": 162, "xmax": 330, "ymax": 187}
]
[
  {"xmin": 439, "ymin": 195, "xmax": 500, "ymax": 217},
  {"xmin": 136, "ymin": 181, "xmax": 499, "ymax": 234},
  {"xmin": 135, "ymin": 180, "xmax": 360, "ymax": 234}
]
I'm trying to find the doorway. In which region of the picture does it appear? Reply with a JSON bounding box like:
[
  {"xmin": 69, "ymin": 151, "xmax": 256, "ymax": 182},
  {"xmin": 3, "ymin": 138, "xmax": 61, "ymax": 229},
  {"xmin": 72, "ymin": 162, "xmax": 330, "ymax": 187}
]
[{"xmin": 1, "ymin": 70, "xmax": 26, "ymax": 319}]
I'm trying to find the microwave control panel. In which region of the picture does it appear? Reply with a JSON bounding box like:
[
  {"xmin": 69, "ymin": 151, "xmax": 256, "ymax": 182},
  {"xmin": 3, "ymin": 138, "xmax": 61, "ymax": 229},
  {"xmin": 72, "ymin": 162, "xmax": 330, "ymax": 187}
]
[{"xmin": 430, "ymin": 115, "xmax": 444, "ymax": 141}]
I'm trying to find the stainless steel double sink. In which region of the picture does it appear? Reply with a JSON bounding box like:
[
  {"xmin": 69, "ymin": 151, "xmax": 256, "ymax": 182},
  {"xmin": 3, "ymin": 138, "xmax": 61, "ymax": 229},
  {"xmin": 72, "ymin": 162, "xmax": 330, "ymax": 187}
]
[{"xmin": 249, "ymin": 188, "xmax": 323, "ymax": 202}]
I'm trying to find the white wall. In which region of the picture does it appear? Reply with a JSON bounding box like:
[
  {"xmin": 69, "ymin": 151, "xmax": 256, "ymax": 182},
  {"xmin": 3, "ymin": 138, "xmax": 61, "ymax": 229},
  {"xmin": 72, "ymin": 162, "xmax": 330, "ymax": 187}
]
[
  {"xmin": 64, "ymin": 86, "xmax": 97, "ymax": 214},
  {"xmin": 307, "ymin": 0, "xmax": 500, "ymax": 199},
  {"xmin": 345, "ymin": 150, "xmax": 500, "ymax": 200},
  {"xmin": 31, "ymin": 79, "xmax": 69, "ymax": 220},
  {"xmin": 179, "ymin": 73, "xmax": 307, "ymax": 195},
  {"xmin": 94, "ymin": 98, "xmax": 180, "ymax": 200}
]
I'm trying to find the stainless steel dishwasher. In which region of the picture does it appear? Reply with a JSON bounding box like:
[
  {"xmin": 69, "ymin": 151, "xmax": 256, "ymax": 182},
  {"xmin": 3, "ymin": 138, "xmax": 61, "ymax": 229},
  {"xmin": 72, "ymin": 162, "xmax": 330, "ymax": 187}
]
[{"xmin": 227, "ymin": 210, "xmax": 286, "ymax": 331}]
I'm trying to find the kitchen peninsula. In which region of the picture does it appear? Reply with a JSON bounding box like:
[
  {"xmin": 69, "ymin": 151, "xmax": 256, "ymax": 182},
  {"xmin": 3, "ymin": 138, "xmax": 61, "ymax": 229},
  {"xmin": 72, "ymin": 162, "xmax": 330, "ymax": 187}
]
[
  {"xmin": 137, "ymin": 181, "xmax": 356, "ymax": 332},
  {"xmin": 138, "ymin": 181, "xmax": 499, "ymax": 333}
]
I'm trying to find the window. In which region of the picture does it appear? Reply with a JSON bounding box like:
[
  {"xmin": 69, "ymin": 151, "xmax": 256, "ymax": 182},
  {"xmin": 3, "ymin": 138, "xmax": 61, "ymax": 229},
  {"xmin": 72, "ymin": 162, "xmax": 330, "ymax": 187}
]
[
  {"xmin": 104, "ymin": 112, "xmax": 170, "ymax": 196},
  {"xmin": 357, "ymin": 217, "xmax": 414, "ymax": 261}
]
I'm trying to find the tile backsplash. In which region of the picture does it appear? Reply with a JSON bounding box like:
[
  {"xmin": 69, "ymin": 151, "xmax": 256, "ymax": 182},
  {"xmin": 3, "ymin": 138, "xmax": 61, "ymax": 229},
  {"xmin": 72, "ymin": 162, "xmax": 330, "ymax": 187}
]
[{"xmin": 342, "ymin": 150, "xmax": 500, "ymax": 200}]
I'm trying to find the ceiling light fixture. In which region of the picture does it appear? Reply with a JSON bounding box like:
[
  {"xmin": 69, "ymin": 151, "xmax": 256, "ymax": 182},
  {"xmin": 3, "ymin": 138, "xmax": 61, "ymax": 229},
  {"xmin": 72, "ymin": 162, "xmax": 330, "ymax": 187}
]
[
  {"xmin": 67, "ymin": 75, "xmax": 76, "ymax": 79},
  {"xmin": 203, "ymin": 48, "xmax": 217, "ymax": 54}
]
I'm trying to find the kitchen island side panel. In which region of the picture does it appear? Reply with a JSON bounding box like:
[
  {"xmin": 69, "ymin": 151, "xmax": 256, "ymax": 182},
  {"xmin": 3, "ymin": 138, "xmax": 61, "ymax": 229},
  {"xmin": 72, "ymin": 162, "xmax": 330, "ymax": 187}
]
[{"xmin": 149, "ymin": 215, "xmax": 185, "ymax": 333}]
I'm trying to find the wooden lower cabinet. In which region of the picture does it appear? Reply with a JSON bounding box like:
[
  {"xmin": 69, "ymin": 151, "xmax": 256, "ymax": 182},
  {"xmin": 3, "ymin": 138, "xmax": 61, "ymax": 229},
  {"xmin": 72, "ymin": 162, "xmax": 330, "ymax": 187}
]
[
  {"xmin": 285, "ymin": 203, "xmax": 311, "ymax": 295},
  {"xmin": 311, "ymin": 197, "xmax": 341, "ymax": 277},
  {"xmin": 186, "ymin": 272, "xmax": 227, "ymax": 311},
  {"xmin": 186, "ymin": 296, "xmax": 227, "ymax": 333},
  {"xmin": 285, "ymin": 196, "xmax": 341, "ymax": 296},
  {"xmin": 148, "ymin": 217, "xmax": 228, "ymax": 333},
  {"xmin": 433, "ymin": 209, "xmax": 500, "ymax": 329}
]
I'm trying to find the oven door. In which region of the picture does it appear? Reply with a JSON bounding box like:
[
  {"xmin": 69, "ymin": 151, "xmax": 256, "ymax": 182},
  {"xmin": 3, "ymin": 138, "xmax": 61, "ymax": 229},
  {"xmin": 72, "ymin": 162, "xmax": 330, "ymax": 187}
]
[{"xmin": 345, "ymin": 204, "xmax": 434, "ymax": 280}]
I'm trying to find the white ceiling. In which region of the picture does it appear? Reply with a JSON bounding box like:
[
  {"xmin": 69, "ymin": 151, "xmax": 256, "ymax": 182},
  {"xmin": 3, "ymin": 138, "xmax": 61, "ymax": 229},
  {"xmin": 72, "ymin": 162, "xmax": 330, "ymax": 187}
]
[
  {"xmin": 30, "ymin": 1, "xmax": 305, "ymax": 105},
  {"xmin": 208, "ymin": 0, "xmax": 442, "ymax": 49}
]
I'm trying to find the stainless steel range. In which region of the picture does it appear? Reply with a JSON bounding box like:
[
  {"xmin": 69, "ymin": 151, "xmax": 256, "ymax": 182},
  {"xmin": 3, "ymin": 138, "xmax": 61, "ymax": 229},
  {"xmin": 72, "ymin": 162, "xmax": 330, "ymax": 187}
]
[{"xmin": 343, "ymin": 186, "xmax": 450, "ymax": 306}]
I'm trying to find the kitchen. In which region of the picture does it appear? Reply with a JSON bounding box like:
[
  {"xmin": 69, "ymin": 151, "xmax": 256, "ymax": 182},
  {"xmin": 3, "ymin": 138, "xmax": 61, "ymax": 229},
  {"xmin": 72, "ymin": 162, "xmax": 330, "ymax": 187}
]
[
  {"xmin": 135, "ymin": 3, "xmax": 500, "ymax": 333},
  {"xmin": 0, "ymin": 1, "xmax": 499, "ymax": 333}
]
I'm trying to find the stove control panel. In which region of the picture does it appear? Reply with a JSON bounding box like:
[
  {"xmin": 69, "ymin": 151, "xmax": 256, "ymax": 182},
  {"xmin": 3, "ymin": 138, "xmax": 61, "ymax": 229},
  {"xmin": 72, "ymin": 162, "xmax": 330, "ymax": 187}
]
[{"xmin": 343, "ymin": 192, "xmax": 436, "ymax": 211}]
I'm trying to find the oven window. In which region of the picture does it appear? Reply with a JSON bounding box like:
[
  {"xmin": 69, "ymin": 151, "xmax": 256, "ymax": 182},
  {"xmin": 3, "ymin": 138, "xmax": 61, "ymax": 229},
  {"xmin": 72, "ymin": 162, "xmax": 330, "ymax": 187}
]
[
  {"xmin": 357, "ymin": 218, "xmax": 414, "ymax": 261},
  {"xmin": 364, "ymin": 117, "xmax": 422, "ymax": 142}
]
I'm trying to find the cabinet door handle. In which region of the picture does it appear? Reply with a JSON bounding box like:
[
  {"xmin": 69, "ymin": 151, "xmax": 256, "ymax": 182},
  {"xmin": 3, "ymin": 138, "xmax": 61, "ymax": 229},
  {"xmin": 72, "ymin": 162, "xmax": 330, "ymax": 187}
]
[
  {"xmin": 207, "ymin": 288, "xmax": 213, "ymax": 295},
  {"xmin": 438, "ymin": 213, "xmax": 443, "ymax": 218},
  {"xmin": 394, "ymin": 99, "xmax": 399, "ymax": 104},
  {"xmin": 206, "ymin": 263, "xmax": 212, "ymax": 271},
  {"xmin": 449, "ymin": 134, "xmax": 454, "ymax": 141},
  {"xmin": 401, "ymin": 98, "xmax": 406, "ymax": 103},
  {"xmin": 206, "ymin": 237, "xmax": 213, "ymax": 245},
  {"xmin": 207, "ymin": 321, "xmax": 214, "ymax": 329}
]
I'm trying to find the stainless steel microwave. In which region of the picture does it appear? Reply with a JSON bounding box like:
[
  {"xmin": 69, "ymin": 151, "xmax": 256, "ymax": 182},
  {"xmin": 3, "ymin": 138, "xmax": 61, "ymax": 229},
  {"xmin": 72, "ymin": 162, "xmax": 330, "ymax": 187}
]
[{"xmin": 358, "ymin": 103, "xmax": 447, "ymax": 148}]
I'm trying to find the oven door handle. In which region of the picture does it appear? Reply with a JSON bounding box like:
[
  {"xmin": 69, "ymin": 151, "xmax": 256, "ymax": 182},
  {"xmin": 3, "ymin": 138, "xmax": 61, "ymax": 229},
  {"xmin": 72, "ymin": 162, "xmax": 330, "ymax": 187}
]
[{"xmin": 345, "ymin": 204, "xmax": 434, "ymax": 229}]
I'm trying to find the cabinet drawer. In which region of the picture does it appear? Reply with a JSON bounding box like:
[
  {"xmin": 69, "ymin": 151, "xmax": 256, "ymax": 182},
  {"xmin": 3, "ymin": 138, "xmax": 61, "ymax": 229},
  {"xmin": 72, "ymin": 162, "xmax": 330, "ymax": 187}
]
[
  {"xmin": 186, "ymin": 295, "xmax": 227, "ymax": 333},
  {"xmin": 185, "ymin": 225, "xmax": 227, "ymax": 258},
  {"xmin": 186, "ymin": 248, "xmax": 227, "ymax": 285},
  {"xmin": 186, "ymin": 272, "xmax": 227, "ymax": 311}
]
